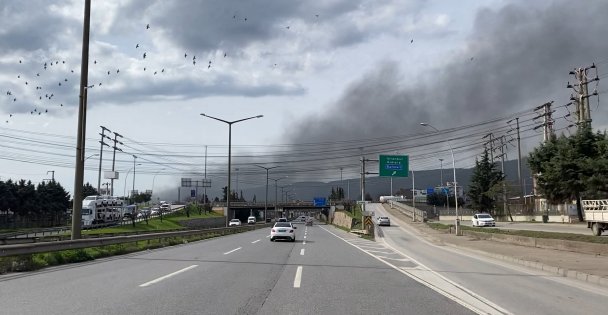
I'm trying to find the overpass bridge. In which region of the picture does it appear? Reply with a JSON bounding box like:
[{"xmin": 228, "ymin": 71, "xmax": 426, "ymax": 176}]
[{"xmin": 212, "ymin": 201, "xmax": 330, "ymax": 222}]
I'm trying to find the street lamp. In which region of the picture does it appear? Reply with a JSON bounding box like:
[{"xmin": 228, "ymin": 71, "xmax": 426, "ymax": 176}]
[
  {"xmin": 151, "ymin": 168, "xmax": 166, "ymax": 198},
  {"xmin": 131, "ymin": 155, "xmax": 137, "ymax": 200},
  {"xmin": 270, "ymin": 176, "xmax": 288, "ymax": 204},
  {"xmin": 123, "ymin": 163, "xmax": 141, "ymax": 199},
  {"xmin": 201, "ymin": 113, "xmax": 263, "ymax": 223},
  {"xmin": 255, "ymin": 165, "xmax": 279, "ymax": 220},
  {"xmin": 420, "ymin": 122, "xmax": 460, "ymax": 236}
]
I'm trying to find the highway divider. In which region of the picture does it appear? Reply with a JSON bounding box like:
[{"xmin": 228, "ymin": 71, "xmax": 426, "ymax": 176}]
[
  {"xmin": 388, "ymin": 200, "xmax": 427, "ymax": 222},
  {"xmin": 0, "ymin": 224, "xmax": 272, "ymax": 258}
]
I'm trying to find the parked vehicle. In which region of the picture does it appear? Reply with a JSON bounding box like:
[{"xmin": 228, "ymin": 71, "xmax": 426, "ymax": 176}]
[
  {"xmin": 583, "ymin": 199, "xmax": 608, "ymax": 236},
  {"xmin": 81, "ymin": 195, "xmax": 124, "ymax": 226},
  {"xmin": 472, "ymin": 213, "xmax": 496, "ymax": 227}
]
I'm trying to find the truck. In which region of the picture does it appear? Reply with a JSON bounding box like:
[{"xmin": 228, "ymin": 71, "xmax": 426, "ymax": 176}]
[
  {"xmin": 81, "ymin": 195, "xmax": 124, "ymax": 226},
  {"xmin": 582, "ymin": 199, "xmax": 608, "ymax": 236}
]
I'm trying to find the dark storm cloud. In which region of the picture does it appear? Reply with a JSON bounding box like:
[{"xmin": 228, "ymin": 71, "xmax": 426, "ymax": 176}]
[
  {"xmin": 116, "ymin": 0, "xmax": 418, "ymax": 53},
  {"xmin": 285, "ymin": 0, "xmax": 608, "ymax": 146}
]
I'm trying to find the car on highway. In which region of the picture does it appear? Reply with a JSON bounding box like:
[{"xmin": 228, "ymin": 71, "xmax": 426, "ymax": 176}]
[
  {"xmin": 298, "ymin": 215, "xmax": 307, "ymax": 222},
  {"xmin": 228, "ymin": 219, "xmax": 242, "ymax": 227},
  {"xmin": 277, "ymin": 217, "xmax": 288, "ymax": 222},
  {"xmin": 270, "ymin": 222, "xmax": 297, "ymax": 242},
  {"xmin": 377, "ymin": 216, "xmax": 391, "ymax": 226},
  {"xmin": 247, "ymin": 216, "xmax": 256, "ymax": 224},
  {"xmin": 472, "ymin": 213, "xmax": 496, "ymax": 227}
]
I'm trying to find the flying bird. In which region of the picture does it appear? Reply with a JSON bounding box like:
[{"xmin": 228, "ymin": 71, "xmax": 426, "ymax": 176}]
[
  {"xmin": 208, "ymin": 64, "xmax": 211, "ymax": 69},
  {"xmin": 94, "ymin": 60, "xmax": 97, "ymax": 64},
  {"xmin": 98, "ymin": 83, "xmax": 102, "ymax": 86},
  {"xmin": 161, "ymin": 68, "xmax": 165, "ymax": 73},
  {"xmin": 64, "ymin": 78, "xmax": 68, "ymax": 82},
  {"xmin": 146, "ymin": 24, "xmax": 150, "ymax": 29},
  {"xmin": 143, "ymin": 67, "xmax": 146, "ymax": 71},
  {"xmin": 58, "ymin": 82, "xmax": 61, "ymax": 86},
  {"xmin": 136, "ymin": 44, "xmax": 139, "ymax": 48},
  {"xmin": 224, "ymin": 53, "xmax": 227, "ymax": 58},
  {"xmin": 13, "ymin": 98, "xmax": 16, "ymax": 102},
  {"xmin": 37, "ymin": 73, "xmax": 40, "ymax": 76},
  {"xmin": 107, "ymin": 71, "xmax": 111, "ymax": 75},
  {"xmin": 193, "ymin": 55, "xmax": 196, "ymax": 60},
  {"xmin": 470, "ymin": 57, "xmax": 474, "ymax": 61},
  {"xmin": 19, "ymin": 60, "xmax": 22, "ymax": 63},
  {"xmin": 71, "ymin": 70, "xmax": 74, "ymax": 73},
  {"xmin": 117, "ymin": 69, "xmax": 119, "ymax": 73},
  {"xmin": 286, "ymin": 26, "xmax": 290, "ymax": 29},
  {"xmin": 184, "ymin": 53, "xmax": 187, "ymax": 58},
  {"xmin": 154, "ymin": 71, "xmax": 157, "ymax": 75},
  {"xmin": 62, "ymin": 61, "xmax": 65, "ymax": 64},
  {"xmin": 410, "ymin": 39, "xmax": 413, "ymax": 43},
  {"xmin": 143, "ymin": 52, "xmax": 147, "ymax": 59},
  {"xmin": 193, "ymin": 60, "xmax": 196, "ymax": 65}
]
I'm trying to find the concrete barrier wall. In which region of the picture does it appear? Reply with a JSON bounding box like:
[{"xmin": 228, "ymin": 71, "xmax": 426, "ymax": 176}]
[
  {"xmin": 332, "ymin": 211, "xmax": 354, "ymax": 230},
  {"xmin": 463, "ymin": 230, "xmax": 608, "ymax": 255},
  {"xmin": 180, "ymin": 217, "xmax": 227, "ymax": 229}
]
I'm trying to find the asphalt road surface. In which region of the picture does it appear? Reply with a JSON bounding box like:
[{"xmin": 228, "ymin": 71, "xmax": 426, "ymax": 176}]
[
  {"xmin": 1, "ymin": 221, "xmax": 476, "ymax": 315},
  {"xmin": 372, "ymin": 203, "xmax": 608, "ymax": 315}
]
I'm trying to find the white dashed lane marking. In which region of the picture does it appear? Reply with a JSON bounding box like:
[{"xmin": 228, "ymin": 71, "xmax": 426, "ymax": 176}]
[
  {"xmin": 293, "ymin": 266, "xmax": 303, "ymax": 288},
  {"xmin": 251, "ymin": 239, "xmax": 260, "ymax": 244},
  {"xmin": 300, "ymin": 248, "xmax": 305, "ymax": 255},
  {"xmin": 139, "ymin": 265, "xmax": 198, "ymax": 287},
  {"xmin": 223, "ymin": 247, "xmax": 241, "ymax": 255}
]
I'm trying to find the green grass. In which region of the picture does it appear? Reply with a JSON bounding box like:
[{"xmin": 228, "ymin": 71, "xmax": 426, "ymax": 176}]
[
  {"xmin": 426, "ymin": 222, "xmax": 608, "ymax": 244},
  {"xmin": 0, "ymin": 232, "xmax": 224, "ymax": 274},
  {"xmin": 343, "ymin": 205, "xmax": 364, "ymax": 230},
  {"xmin": 83, "ymin": 208, "xmax": 221, "ymax": 235}
]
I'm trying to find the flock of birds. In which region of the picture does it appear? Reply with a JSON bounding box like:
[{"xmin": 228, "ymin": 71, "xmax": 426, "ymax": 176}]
[
  {"xmin": 1, "ymin": 13, "xmax": 449, "ymax": 126},
  {"xmin": 1, "ymin": 20, "xmax": 237, "ymax": 124}
]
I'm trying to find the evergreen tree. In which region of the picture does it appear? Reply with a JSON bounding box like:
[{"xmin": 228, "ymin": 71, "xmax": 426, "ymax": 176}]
[
  {"xmin": 467, "ymin": 150, "xmax": 504, "ymax": 213},
  {"xmin": 82, "ymin": 182, "xmax": 98, "ymax": 198}
]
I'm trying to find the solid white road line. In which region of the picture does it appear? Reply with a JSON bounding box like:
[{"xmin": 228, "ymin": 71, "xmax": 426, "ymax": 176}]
[
  {"xmin": 303, "ymin": 240, "xmax": 306, "ymax": 245},
  {"xmin": 223, "ymin": 247, "xmax": 242, "ymax": 255},
  {"xmin": 266, "ymin": 235, "xmax": 271, "ymax": 238},
  {"xmin": 139, "ymin": 265, "xmax": 198, "ymax": 287},
  {"xmin": 300, "ymin": 248, "xmax": 305, "ymax": 256},
  {"xmin": 293, "ymin": 266, "xmax": 303, "ymax": 288},
  {"xmin": 252, "ymin": 239, "xmax": 260, "ymax": 244}
]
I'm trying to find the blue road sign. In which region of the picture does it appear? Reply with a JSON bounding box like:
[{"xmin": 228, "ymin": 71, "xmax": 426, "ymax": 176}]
[
  {"xmin": 313, "ymin": 197, "xmax": 327, "ymax": 207},
  {"xmin": 427, "ymin": 188, "xmax": 435, "ymax": 195}
]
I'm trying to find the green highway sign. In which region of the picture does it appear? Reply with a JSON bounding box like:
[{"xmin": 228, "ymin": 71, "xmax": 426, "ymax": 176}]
[{"xmin": 379, "ymin": 155, "xmax": 409, "ymax": 177}]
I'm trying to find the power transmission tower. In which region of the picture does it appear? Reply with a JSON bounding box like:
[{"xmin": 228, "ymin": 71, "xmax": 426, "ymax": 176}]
[
  {"xmin": 532, "ymin": 101, "xmax": 555, "ymax": 142},
  {"xmin": 97, "ymin": 126, "xmax": 111, "ymax": 193},
  {"xmin": 110, "ymin": 131, "xmax": 123, "ymax": 196},
  {"xmin": 568, "ymin": 64, "xmax": 600, "ymax": 128}
]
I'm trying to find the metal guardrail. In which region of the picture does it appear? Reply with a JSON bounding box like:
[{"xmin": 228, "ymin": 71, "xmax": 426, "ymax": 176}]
[
  {"xmin": 389, "ymin": 200, "xmax": 427, "ymax": 222},
  {"xmin": 0, "ymin": 223, "xmax": 272, "ymax": 258}
]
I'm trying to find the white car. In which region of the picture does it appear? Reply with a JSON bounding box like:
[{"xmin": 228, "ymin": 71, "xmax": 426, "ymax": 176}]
[
  {"xmin": 228, "ymin": 219, "xmax": 241, "ymax": 227},
  {"xmin": 270, "ymin": 222, "xmax": 297, "ymax": 242},
  {"xmin": 377, "ymin": 216, "xmax": 391, "ymax": 226},
  {"xmin": 247, "ymin": 216, "xmax": 256, "ymax": 224},
  {"xmin": 472, "ymin": 213, "xmax": 496, "ymax": 227}
]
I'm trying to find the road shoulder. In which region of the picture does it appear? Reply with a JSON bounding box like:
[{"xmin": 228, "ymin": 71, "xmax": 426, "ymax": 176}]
[{"xmin": 381, "ymin": 204, "xmax": 608, "ymax": 288}]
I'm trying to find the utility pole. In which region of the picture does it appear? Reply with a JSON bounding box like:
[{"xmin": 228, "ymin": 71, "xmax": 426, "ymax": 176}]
[
  {"xmin": 438, "ymin": 158, "xmax": 444, "ymax": 186},
  {"xmin": 131, "ymin": 155, "xmax": 137, "ymax": 198},
  {"xmin": 97, "ymin": 126, "xmax": 111, "ymax": 193},
  {"xmin": 256, "ymin": 165, "xmax": 279, "ymax": 220},
  {"xmin": 110, "ymin": 131, "xmax": 123, "ymax": 196},
  {"xmin": 532, "ymin": 102, "xmax": 555, "ymax": 142},
  {"xmin": 71, "ymin": 0, "xmax": 91, "ymax": 240},
  {"xmin": 47, "ymin": 170, "xmax": 55, "ymax": 182},
  {"xmin": 360, "ymin": 152, "xmax": 379, "ymax": 226},
  {"xmin": 497, "ymin": 136, "xmax": 513, "ymax": 221},
  {"xmin": 516, "ymin": 117, "xmax": 524, "ymax": 211},
  {"xmin": 204, "ymin": 145, "xmax": 207, "ymax": 204},
  {"xmin": 568, "ymin": 64, "xmax": 599, "ymax": 129}
]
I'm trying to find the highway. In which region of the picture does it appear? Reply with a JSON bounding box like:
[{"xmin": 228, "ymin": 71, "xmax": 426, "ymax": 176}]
[
  {"xmin": 372, "ymin": 203, "xmax": 608, "ymax": 315},
  {"xmin": 2, "ymin": 210, "xmax": 607, "ymax": 314},
  {"xmin": 1, "ymin": 221, "xmax": 475, "ymax": 315}
]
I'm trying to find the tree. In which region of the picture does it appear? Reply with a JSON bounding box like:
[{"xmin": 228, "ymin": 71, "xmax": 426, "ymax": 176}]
[
  {"xmin": 82, "ymin": 182, "xmax": 98, "ymax": 198},
  {"xmin": 528, "ymin": 127, "xmax": 607, "ymax": 221},
  {"xmin": 467, "ymin": 150, "xmax": 504, "ymax": 213}
]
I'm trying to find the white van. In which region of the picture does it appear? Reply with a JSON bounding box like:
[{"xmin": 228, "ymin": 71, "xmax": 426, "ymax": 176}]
[{"xmin": 247, "ymin": 216, "xmax": 256, "ymax": 224}]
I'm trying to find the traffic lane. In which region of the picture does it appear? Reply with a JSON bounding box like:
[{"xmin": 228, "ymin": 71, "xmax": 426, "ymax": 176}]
[
  {"xmin": 259, "ymin": 224, "xmax": 475, "ymax": 315},
  {"xmin": 373, "ymin": 204, "xmax": 608, "ymax": 315},
  {"xmin": 110, "ymin": 226, "xmax": 298, "ymax": 315},
  {"xmin": 0, "ymin": 227, "xmax": 277, "ymax": 315}
]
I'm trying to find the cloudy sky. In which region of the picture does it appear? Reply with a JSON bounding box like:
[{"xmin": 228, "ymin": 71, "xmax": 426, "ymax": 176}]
[{"xmin": 0, "ymin": 0, "xmax": 607, "ymax": 200}]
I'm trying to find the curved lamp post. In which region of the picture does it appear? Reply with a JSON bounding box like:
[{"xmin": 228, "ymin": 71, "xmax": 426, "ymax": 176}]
[
  {"xmin": 420, "ymin": 122, "xmax": 460, "ymax": 236},
  {"xmin": 201, "ymin": 113, "xmax": 263, "ymax": 224}
]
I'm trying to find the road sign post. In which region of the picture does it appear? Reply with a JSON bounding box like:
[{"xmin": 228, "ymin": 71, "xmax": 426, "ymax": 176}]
[{"xmin": 379, "ymin": 155, "xmax": 409, "ymax": 177}]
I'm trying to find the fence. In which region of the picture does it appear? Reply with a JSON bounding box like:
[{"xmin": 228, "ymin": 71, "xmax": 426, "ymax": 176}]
[{"xmin": 389, "ymin": 200, "xmax": 427, "ymax": 222}]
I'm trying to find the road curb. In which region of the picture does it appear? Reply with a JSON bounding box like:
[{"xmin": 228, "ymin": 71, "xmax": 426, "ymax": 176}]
[{"xmin": 442, "ymin": 240, "xmax": 608, "ymax": 289}]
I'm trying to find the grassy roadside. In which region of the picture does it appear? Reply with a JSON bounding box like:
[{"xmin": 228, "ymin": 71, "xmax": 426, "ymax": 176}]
[
  {"xmin": 84, "ymin": 207, "xmax": 221, "ymax": 235},
  {"xmin": 426, "ymin": 222, "xmax": 608, "ymax": 244},
  {"xmin": 1, "ymin": 231, "xmax": 223, "ymax": 274}
]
